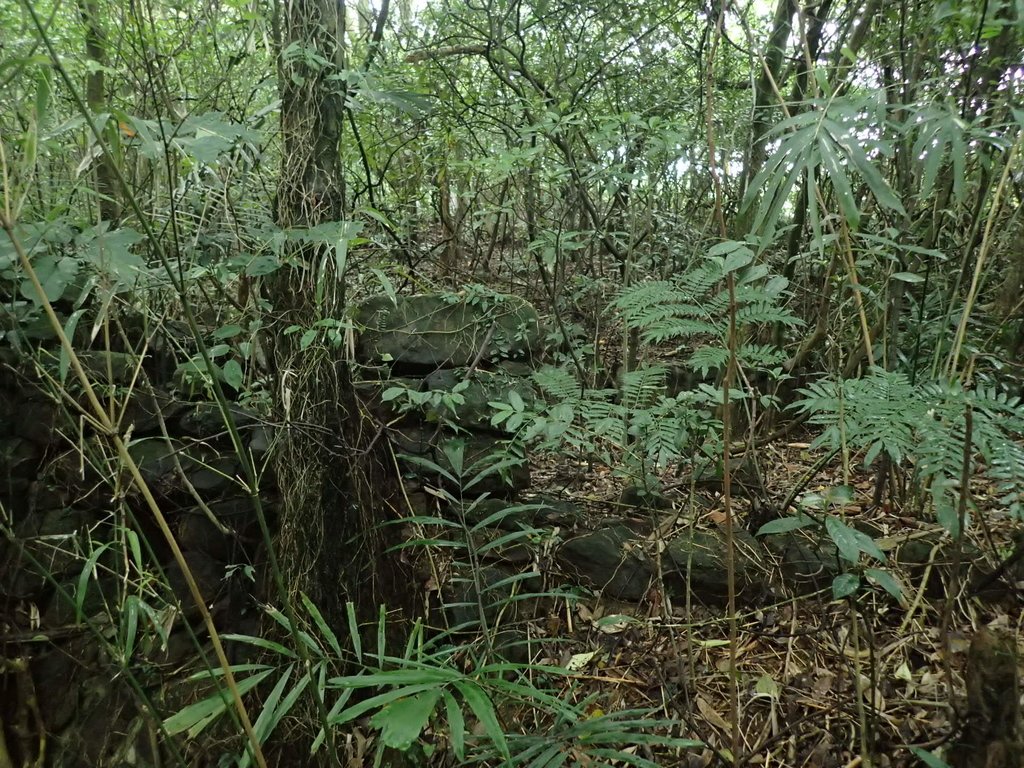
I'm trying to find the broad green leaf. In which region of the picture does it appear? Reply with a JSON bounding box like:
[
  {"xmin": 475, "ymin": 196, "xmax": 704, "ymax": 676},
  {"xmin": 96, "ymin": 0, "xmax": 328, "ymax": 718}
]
[
  {"xmin": 214, "ymin": 324, "xmax": 244, "ymax": 340},
  {"xmin": 891, "ymin": 272, "xmax": 924, "ymax": 283},
  {"xmin": 825, "ymin": 516, "xmax": 887, "ymax": 563},
  {"xmin": 754, "ymin": 673, "xmax": 780, "ymax": 698},
  {"xmin": 244, "ymin": 254, "xmax": 282, "ymax": 277},
  {"xmin": 382, "ymin": 387, "xmax": 408, "ymax": 402},
  {"xmin": 756, "ymin": 514, "xmax": 816, "ymax": 536},
  {"xmin": 79, "ymin": 226, "xmax": 145, "ymax": 286},
  {"xmin": 21, "ymin": 254, "xmax": 78, "ymax": 305},
  {"xmin": 832, "ymin": 572, "xmax": 860, "ymax": 599},
  {"xmin": 442, "ymin": 440, "xmax": 465, "ymax": 477},
  {"xmin": 370, "ymin": 689, "xmax": 441, "ymax": 751},
  {"xmin": 708, "ymin": 240, "xmax": 754, "ymax": 274},
  {"xmin": 931, "ymin": 481, "xmax": 962, "ymax": 536},
  {"xmin": 221, "ymin": 359, "xmax": 243, "ymax": 390},
  {"xmin": 865, "ymin": 568, "xmax": 904, "ymax": 602},
  {"xmin": 825, "ymin": 516, "xmax": 861, "ymax": 562},
  {"xmin": 508, "ymin": 389, "xmax": 525, "ymax": 412},
  {"xmin": 328, "ymin": 683, "xmax": 446, "ymax": 727}
]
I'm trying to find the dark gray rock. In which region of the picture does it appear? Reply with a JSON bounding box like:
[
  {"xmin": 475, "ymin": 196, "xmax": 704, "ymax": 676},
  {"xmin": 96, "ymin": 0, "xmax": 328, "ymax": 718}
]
[
  {"xmin": 0, "ymin": 436, "xmax": 42, "ymax": 480},
  {"xmin": 11, "ymin": 397, "xmax": 58, "ymax": 446},
  {"xmin": 763, "ymin": 530, "xmax": 841, "ymax": 591},
  {"xmin": 164, "ymin": 548, "xmax": 228, "ymax": 611},
  {"xmin": 419, "ymin": 368, "xmax": 538, "ymax": 434},
  {"xmin": 456, "ymin": 496, "xmax": 582, "ymax": 531},
  {"xmin": 664, "ymin": 528, "xmax": 767, "ymax": 601},
  {"xmin": 355, "ymin": 293, "xmax": 542, "ymax": 369},
  {"xmin": 558, "ymin": 525, "xmax": 654, "ymax": 601},
  {"xmin": 444, "ymin": 564, "xmax": 542, "ymax": 629},
  {"xmin": 176, "ymin": 401, "xmax": 257, "ymax": 438},
  {"xmin": 128, "ymin": 438, "xmax": 241, "ymax": 496},
  {"xmin": 4, "ymin": 508, "xmax": 92, "ymax": 598},
  {"xmin": 618, "ymin": 482, "xmax": 670, "ymax": 510},
  {"xmin": 75, "ymin": 350, "xmax": 143, "ymax": 386},
  {"xmin": 392, "ymin": 428, "xmax": 529, "ymax": 497},
  {"xmin": 118, "ymin": 387, "xmax": 183, "ymax": 436},
  {"xmin": 0, "ymin": 389, "xmax": 18, "ymax": 437},
  {"xmin": 127, "ymin": 438, "xmax": 184, "ymax": 492}
]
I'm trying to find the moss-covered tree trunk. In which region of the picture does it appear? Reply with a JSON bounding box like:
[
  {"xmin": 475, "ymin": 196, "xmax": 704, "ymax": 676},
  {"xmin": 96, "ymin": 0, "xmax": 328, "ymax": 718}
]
[{"xmin": 271, "ymin": 0, "xmax": 409, "ymax": 637}]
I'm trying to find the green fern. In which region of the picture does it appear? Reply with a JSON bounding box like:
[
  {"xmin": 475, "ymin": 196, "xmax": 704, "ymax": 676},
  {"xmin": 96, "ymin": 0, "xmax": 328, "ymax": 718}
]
[
  {"xmin": 609, "ymin": 256, "xmax": 801, "ymax": 376},
  {"xmin": 620, "ymin": 365, "xmax": 668, "ymax": 411},
  {"xmin": 989, "ymin": 440, "xmax": 1024, "ymax": 519},
  {"xmin": 532, "ymin": 365, "xmax": 583, "ymax": 403},
  {"xmin": 795, "ymin": 369, "xmax": 1024, "ymax": 527}
]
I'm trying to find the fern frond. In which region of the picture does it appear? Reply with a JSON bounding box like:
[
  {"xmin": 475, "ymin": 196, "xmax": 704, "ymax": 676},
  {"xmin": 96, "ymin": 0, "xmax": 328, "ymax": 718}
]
[
  {"xmin": 989, "ymin": 439, "xmax": 1024, "ymax": 519},
  {"xmin": 621, "ymin": 365, "xmax": 668, "ymax": 410},
  {"xmin": 532, "ymin": 366, "xmax": 581, "ymax": 402}
]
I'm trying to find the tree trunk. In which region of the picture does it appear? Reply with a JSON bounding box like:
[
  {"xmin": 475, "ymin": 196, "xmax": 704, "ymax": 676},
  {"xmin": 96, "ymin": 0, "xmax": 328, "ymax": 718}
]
[{"xmin": 271, "ymin": 0, "xmax": 410, "ymax": 638}]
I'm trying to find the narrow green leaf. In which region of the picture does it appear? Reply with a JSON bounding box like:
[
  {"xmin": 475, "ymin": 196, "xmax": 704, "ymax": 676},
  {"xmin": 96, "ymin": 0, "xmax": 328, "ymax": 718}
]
[
  {"xmin": 910, "ymin": 747, "xmax": 951, "ymax": 768},
  {"xmin": 163, "ymin": 669, "xmax": 272, "ymax": 736},
  {"xmin": 75, "ymin": 541, "xmax": 112, "ymax": 623},
  {"xmin": 219, "ymin": 633, "xmax": 298, "ymax": 659},
  {"xmin": 122, "ymin": 595, "xmax": 139, "ymax": 662},
  {"xmin": 248, "ymin": 664, "xmax": 296, "ymax": 746},
  {"xmin": 370, "ymin": 267, "xmax": 398, "ymax": 306},
  {"xmin": 818, "ymin": 134, "xmax": 859, "ymax": 229},
  {"xmin": 440, "ymin": 689, "xmax": 465, "ymax": 760},
  {"xmin": 453, "ymin": 681, "xmax": 509, "ymax": 760},
  {"xmin": 59, "ymin": 309, "xmax": 86, "ymax": 384},
  {"xmin": 346, "ymin": 601, "xmax": 362, "ymax": 663},
  {"xmin": 399, "ymin": 454, "xmax": 458, "ymax": 485},
  {"xmin": 832, "ymin": 126, "xmax": 906, "ymax": 216},
  {"xmin": 302, "ymin": 592, "xmax": 342, "ymax": 656}
]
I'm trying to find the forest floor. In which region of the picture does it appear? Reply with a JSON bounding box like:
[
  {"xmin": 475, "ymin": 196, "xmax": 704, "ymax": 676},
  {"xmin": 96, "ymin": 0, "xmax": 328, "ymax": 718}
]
[{"xmin": 491, "ymin": 437, "xmax": 1024, "ymax": 768}]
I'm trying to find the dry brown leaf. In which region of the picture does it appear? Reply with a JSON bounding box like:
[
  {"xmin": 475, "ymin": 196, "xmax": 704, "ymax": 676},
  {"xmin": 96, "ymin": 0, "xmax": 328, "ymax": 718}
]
[{"xmin": 696, "ymin": 695, "xmax": 731, "ymax": 731}]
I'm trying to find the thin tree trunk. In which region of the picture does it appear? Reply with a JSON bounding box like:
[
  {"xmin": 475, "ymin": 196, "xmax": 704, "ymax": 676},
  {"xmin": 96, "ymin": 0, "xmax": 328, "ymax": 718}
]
[{"xmin": 79, "ymin": 0, "xmax": 120, "ymax": 223}]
